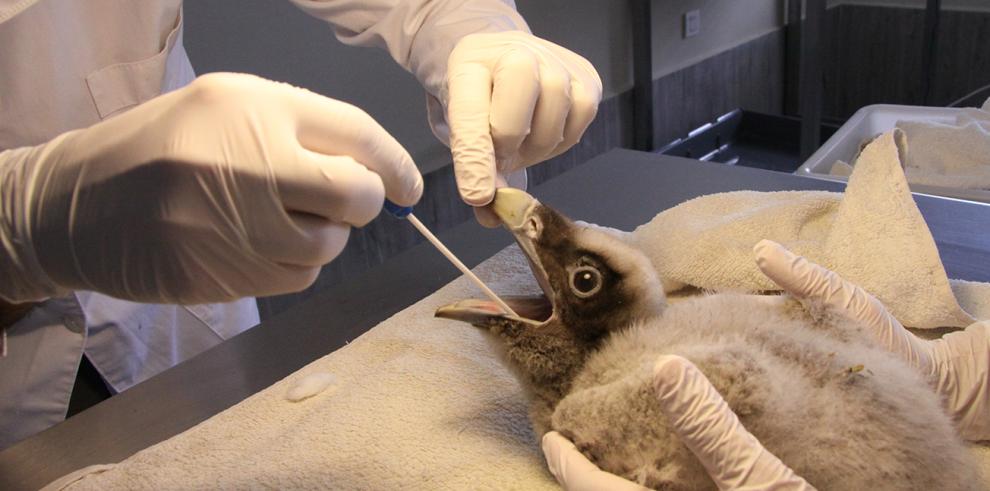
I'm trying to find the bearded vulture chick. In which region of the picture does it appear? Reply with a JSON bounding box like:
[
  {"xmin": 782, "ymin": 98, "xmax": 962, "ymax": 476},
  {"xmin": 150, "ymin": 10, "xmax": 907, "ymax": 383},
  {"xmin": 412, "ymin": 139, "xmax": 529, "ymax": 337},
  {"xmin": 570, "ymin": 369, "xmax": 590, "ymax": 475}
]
[{"xmin": 436, "ymin": 189, "xmax": 977, "ymax": 490}]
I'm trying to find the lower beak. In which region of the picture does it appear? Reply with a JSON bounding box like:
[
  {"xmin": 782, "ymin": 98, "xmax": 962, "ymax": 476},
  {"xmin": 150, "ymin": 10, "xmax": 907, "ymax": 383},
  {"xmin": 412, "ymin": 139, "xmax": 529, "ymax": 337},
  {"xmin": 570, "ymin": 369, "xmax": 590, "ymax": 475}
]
[
  {"xmin": 435, "ymin": 299, "xmax": 508, "ymax": 325},
  {"xmin": 435, "ymin": 298, "xmax": 546, "ymax": 326}
]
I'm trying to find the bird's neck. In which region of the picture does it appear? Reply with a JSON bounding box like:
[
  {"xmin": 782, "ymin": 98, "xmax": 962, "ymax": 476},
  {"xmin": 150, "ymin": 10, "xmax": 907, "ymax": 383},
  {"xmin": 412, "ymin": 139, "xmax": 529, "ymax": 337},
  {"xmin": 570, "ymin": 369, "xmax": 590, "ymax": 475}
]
[{"xmin": 491, "ymin": 321, "xmax": 596, "ymax": 402}]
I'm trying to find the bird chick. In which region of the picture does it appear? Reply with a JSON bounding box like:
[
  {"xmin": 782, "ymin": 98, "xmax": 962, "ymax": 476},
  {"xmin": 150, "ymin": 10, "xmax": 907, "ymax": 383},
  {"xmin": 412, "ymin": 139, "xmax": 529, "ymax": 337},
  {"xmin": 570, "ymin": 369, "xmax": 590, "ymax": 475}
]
[{"xmin": 437, "ymin": 189, "xmax": 978, "ymax": 490}]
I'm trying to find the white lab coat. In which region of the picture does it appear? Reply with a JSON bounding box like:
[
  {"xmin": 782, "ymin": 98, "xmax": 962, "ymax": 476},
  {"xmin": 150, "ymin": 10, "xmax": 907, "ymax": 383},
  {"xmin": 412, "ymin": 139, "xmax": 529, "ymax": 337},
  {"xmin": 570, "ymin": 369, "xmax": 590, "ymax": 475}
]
[{"xmin": 0, "ymin": 0, "xmax": 525, "ymax": 450}]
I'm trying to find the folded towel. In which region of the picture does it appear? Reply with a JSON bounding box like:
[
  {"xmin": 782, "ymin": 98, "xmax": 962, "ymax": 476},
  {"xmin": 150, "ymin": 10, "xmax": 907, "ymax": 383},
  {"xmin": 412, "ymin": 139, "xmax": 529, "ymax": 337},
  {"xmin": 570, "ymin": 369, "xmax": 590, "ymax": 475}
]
[
  {"xmin": 897, "ymin": 108, "xmax": 990, "ymax": 190},
  {"xmin": 631, "ymin": 131, "xmax": 981, "ymax": 329},
  {"xmin": 46, "ymin": 131, "xmax": 990, "ymax": 489},
  {"xmin": 829, "ymin": 100, "xmax": 990, "ymax": 191},
  {"xmin": 952, "ymin": 280, "xmax": 990, "ymax": 321}
]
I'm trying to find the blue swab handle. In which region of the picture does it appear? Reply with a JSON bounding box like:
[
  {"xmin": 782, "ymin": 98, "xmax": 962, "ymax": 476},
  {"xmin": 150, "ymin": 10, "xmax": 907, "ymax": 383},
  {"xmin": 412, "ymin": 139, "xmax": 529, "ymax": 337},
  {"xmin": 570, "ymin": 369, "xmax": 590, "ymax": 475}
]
[{"xmin": 383, "ymin": 199, "xmax": 413, "ymax": 219}]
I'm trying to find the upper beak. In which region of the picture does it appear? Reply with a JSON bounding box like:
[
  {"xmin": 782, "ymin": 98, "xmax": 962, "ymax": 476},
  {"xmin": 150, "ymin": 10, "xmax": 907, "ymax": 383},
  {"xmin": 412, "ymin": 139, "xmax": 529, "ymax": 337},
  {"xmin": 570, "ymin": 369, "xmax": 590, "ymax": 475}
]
[
  {"xmin": 490, "ymin": 188, "xmax": 556, "ymax": 313},
  {"xmin": 491, "ymin": 188, "xmax": 540, "ymax": 232}
]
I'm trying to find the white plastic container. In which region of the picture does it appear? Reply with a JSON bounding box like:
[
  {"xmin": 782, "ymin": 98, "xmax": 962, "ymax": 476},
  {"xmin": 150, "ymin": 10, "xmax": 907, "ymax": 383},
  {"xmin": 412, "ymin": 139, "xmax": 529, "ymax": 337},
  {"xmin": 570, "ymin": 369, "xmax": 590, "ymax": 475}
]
[{"xmin": 795, "ymin": 104, "xmax": 990, "ymax": 203}]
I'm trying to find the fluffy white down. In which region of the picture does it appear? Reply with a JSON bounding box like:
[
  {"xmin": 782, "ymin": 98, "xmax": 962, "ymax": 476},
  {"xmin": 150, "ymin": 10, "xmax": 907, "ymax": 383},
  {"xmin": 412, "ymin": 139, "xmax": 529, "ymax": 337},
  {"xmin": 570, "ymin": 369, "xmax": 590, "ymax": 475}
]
[
  {"xmin": 572, "ymin": 226, "xmax": 666, "ymax": 317},
  {"xmin": 549, "ymin": 294, "xmax": 979, "ymax": 490}
]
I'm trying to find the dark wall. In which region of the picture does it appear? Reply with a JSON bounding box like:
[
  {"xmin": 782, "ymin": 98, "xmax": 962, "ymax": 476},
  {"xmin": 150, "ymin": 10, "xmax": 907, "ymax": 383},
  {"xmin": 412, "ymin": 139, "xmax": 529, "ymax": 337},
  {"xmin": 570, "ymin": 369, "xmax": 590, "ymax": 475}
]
[
  {"xmin": 930, "ymin": 8, "xmax": 990, "ymax": 105},
  {"xmin": 653, "ymin": 30, "xmax": 785, "ymax": 147},
  {"xmin": 182, "ymin": 1, "xmax": 447, "ymax": 173},
  {"xmin": 823, "ymin": 5, "xmax": 990, "ymax": 120}
]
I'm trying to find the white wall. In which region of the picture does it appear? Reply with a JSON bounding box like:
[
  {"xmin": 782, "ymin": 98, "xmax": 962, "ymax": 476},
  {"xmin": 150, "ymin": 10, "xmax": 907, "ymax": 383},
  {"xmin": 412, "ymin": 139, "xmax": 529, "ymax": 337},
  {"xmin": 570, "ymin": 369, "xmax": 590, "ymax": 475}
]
[{"xmin": 648, "ymin": 0, "xmax": 783, "ymax": 80}]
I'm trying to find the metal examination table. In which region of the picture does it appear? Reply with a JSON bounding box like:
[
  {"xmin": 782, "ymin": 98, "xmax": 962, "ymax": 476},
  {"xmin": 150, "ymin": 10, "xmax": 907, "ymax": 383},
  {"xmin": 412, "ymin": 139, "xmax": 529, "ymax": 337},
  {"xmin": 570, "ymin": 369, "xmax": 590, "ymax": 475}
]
[{"xmin": 2, "ymin": 148, "xmax": 989, "ymax": 490}]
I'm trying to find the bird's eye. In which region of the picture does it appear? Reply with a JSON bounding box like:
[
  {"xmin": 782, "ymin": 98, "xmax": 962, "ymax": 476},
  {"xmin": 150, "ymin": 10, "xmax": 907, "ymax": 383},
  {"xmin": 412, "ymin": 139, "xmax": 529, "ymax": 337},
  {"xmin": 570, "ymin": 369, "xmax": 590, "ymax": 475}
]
[{"xmin": 569, "ymin": 266, "xmax": 602, "ymax": 298}]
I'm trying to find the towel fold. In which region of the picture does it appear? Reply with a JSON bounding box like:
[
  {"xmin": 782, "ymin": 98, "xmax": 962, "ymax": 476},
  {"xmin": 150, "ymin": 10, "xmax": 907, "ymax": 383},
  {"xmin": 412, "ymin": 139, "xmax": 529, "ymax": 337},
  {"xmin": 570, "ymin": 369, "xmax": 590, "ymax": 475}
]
[
  {"xmin": 898, "ymin": 107, "xmax": 990, "ymax": 190},
  {"xmin": 631, "ymin": 130, "xmax": 981, "ymax": 329},
  {"xmin": 828, "ymin": 100, "xmax": 990, "ymax": 192}
]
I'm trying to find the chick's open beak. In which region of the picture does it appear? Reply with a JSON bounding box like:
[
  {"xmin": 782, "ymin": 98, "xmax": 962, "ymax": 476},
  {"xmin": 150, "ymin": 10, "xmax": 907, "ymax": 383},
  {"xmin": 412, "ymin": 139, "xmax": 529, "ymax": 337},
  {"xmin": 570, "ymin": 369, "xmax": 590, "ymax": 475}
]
[{"xmin": 435, "ymin": 188, "xmax": 555, "ymax": 327}]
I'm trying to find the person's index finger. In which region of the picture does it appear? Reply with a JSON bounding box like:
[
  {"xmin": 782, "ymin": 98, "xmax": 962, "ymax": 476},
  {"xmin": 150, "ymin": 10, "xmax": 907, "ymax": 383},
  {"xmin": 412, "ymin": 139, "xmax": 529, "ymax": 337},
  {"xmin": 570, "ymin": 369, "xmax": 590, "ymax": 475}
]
[
  {"xmin": 447, "ymin": 61, "xmax": 497, "ymax": 206},
  {"xmin": 287, "ymin": 88, "xmax": 423, "ymax": 207}
]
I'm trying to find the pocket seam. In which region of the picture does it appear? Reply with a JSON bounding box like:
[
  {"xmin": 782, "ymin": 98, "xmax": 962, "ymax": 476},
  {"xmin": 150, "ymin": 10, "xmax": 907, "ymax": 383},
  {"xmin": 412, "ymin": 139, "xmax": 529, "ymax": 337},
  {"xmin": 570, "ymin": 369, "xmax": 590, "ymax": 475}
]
[{"xmin": 84, "ymin": 7, "xmax": 184, "ymax": 119}]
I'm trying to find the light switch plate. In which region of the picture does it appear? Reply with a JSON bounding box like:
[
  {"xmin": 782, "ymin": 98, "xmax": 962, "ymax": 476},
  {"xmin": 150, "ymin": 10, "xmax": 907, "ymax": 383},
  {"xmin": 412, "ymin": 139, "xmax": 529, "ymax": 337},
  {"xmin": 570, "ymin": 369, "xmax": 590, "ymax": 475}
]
[{"xmin": 684, "ymin": 9, "xmax": 701, "ymax": 38}]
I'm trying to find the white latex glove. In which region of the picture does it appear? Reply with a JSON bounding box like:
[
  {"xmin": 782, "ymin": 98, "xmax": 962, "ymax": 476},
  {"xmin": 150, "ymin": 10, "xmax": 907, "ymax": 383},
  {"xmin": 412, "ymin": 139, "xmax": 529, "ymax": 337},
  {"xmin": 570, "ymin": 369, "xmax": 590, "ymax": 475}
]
[
  {"xmin": 754, "ymin": 239, "xmax": 990, "ymax": 442},
  {"xmin": 542, "ymin": 355, "xmax": 813, "ymax": 491},
  {"xmin": 542, "ymin": 431, "xmax": 649, "ymax": 491},
  {"xmin": 290, "ymin": 2, "xmax": 599, "ymax": 223},
  {"xmin": 0, "ymin": 72, "xmax": 422, "ymax": 304},
  {"xmin": 444, "ymin": 31, "xmax": 601, "ymax": 224}
]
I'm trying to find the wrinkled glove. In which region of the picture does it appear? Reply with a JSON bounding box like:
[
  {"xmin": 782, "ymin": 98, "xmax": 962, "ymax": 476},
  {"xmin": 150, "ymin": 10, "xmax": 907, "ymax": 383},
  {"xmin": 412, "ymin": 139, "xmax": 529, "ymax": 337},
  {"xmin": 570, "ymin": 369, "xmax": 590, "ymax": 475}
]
[
  {"xmin": 754, "ymin": 239, "xmax": 990, "ymax": 442},
  {"xmin": 542, "ymin": 355, "xmax": 813, "ymax": 491},
  {"xmin": 444, "ymin": 31, "xmax": 601, "ymax": 224},
  {"xmin": 0, "ymin": 72, "xmax": 422, "ymax": 304}
]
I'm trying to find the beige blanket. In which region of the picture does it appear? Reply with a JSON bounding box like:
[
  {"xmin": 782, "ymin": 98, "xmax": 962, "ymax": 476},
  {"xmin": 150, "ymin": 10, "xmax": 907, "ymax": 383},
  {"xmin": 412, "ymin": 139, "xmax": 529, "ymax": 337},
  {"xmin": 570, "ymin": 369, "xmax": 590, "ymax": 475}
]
[
  {"xmin": 47, "ymin": 131, "xmax": 990, "ymax": 489},
  {"xmin": 49, "ymin": 249, "xmax": 561, "ymax": 490},
  {"xmin": 898, "ymin": 100, "xmax": 990, "ymax": 190},
  {"xmin": 830, "ymin": 99, "xmax": 990, "ymax": 197},
  {"xmin": 632, "ymin": 131, "xmax": 985, "ymax": 328}
]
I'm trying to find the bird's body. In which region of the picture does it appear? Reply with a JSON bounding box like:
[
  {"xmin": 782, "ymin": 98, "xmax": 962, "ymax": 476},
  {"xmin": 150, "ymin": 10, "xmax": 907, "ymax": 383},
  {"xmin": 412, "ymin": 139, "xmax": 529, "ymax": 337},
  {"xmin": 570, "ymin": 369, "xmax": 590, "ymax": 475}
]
[
  {"xmin": 437, "ymin": 189, "xmax": 978, "ymax": 490},
  {"xmin": 551, "ymin": 293, "xmax": 974, "ymax": 490}
]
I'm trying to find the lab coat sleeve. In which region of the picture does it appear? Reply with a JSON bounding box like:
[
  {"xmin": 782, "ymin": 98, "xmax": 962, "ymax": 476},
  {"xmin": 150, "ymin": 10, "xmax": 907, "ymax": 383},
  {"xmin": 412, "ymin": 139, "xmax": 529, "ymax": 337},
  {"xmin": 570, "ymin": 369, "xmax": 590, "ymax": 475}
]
[{"xmin": 288, "ymin": 0, "xmax": 530, "ymax": 120}]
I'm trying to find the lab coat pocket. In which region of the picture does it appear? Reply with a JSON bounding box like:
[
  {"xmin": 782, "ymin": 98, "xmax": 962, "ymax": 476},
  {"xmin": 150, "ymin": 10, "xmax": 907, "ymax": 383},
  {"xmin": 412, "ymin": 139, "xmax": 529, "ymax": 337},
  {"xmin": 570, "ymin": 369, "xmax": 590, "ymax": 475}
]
[
  {"xmin": 185, "ymin": 298, "xmax": 261, "ymax": 342},
  {"xmin": 84, "ymin": 6, "xmax": 194, "ymax": 120}
]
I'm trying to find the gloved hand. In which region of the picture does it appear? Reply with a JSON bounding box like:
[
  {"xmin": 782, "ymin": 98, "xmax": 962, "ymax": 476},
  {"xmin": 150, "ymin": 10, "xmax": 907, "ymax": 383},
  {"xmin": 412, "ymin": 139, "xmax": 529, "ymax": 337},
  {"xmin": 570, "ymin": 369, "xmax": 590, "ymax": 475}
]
[
  {"xmin": 542, "ymin": 355, "xmax": 813, "ymax": 491},
  {"xmin": 754, "ymin": 239, "xmax": 990, "ymax": 442},
  {"xmin": 542, "ymin": 432, "xmax": 649, "ymax": 491},
  {"xmin": 0, "ymin": 72, "xmax": 422, "ymax": 304},
  {"xmin": 444, "ymin": 31, "xmax": 601, "ymax": 225}
]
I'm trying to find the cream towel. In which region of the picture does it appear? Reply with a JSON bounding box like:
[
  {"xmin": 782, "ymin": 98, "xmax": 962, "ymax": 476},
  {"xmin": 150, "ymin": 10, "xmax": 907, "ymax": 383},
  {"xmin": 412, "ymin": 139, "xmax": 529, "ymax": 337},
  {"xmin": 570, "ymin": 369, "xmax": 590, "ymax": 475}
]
[
  {"xmin": 631, "ymin": 131, "xmax": 981, "ymax": 329},
  {"xmin": 48, "ymin": 248, "xmax": 562, "ymax": 490},
  {"xmin": 952, "ymin": 280, "xmax": 990, "ymax": 321},
  {"xmin": 896, "ymin": 103, "xmax": 990, "ymax": 190},
  {"xmin": 828, "ymin": 102, "xmax": 990, "ymax": 191}
]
